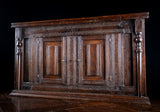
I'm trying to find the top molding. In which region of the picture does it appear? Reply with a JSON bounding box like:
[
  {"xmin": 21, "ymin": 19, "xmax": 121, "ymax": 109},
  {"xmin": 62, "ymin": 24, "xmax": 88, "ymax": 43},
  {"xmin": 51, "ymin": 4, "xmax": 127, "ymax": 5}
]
[{"xmin": 11, "ymin": 12, "xmax": 149, "ymax": 28}]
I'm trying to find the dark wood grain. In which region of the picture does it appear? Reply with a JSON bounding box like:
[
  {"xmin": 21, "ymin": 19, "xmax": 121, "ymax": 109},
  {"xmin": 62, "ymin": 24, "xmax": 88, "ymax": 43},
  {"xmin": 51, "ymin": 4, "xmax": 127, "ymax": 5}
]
[
  {"xmin": 11, "ymin": 12, "xmax": 149, "ymax": 28},
  {"xmin": 66, "ymin": 36, "xmax": 77, "ymax": 85},
  {"xmin": 43, "ymin": 41, "xmax": 61, "ymax": 77},
  {"xmin": 11, "ymin": 12, "xmax": 150, "ymax": 108},
  {"xmin": 6, "ymin": 94, "xmax": 160, "ymax": 112}
]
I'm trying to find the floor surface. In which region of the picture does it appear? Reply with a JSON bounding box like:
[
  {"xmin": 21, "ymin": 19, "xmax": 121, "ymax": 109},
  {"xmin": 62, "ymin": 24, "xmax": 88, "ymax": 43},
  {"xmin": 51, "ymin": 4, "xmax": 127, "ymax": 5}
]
[{"xmin": 0, "ymin": 94, "xmax": 159, "ymax": 112}]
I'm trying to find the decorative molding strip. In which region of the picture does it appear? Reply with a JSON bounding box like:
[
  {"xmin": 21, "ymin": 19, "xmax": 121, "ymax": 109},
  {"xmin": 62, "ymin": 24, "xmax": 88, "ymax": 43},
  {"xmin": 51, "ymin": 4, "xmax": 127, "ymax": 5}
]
[
  {"xmin": 11, "ymin": 12, "xmax": 149, "ymax": 28},
  {"xmin": 24, "ymin": 29, "xmax": 131, "ymax": 38}
]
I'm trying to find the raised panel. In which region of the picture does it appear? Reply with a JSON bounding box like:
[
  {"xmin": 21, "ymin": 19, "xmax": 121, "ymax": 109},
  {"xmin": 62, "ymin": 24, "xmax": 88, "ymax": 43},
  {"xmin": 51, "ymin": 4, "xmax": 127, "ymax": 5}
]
[
  {"xmin": 83, "ymin": 40, "xmax": 104, "ymax": 79},
  {"xmin": 78, "ymin": 36, "xmax": 105, "ymax": 85},
  {"xmin": 43, "ymin": 42, "xmax": 61, "ymax": 78}
]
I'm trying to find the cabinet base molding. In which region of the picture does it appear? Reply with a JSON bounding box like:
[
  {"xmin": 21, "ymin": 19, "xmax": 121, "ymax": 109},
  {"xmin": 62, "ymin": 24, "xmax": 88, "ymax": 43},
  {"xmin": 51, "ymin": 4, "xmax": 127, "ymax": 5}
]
[{"xmin": 10, "ymin": 90, "xmax": 151, "ymax": 110}]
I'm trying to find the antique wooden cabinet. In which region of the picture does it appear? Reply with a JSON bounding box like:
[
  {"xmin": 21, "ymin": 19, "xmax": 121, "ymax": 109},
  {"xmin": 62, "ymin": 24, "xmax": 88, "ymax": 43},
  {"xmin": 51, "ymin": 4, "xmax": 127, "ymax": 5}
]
[{"xmin": 10, "ymin": 12, "xmax": 151, "ymax": 107}]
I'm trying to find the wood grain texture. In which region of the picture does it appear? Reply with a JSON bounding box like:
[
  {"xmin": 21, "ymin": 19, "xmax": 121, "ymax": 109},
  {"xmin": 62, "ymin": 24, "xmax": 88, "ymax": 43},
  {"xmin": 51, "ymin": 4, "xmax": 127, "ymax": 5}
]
[
  {"xmin": 0, "ymin": 93, "xmax": 153, "ymax": 112},
  {"xmin": 66, "ymin": 36, "xmax": 77, "ymax": 85},
  {"xmin": 11, "ymin": 12, "xmax": 149, "ymax": 28},
  {"xmin": 11, "ymin": 12, "xmax": 150, "ymax": 107},
  {"xmin": 78, "ymin": 36, "xmax": 105, "ymax": 85},
  {"xmin": 9, "ymin": 90, "xmax": 151, "ymax": 111},
  {"xmin": 14, "ymin": 28, "xmax": 24, "ymax": 90},
  {"xmin": 43, "ymin": 41, "xmax": 61, "ymax": 77}
]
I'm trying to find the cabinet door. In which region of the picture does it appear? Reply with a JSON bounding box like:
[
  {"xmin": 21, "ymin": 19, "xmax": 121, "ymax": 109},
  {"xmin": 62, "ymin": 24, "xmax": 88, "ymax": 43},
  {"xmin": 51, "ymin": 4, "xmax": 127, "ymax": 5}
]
[
  {"xmin": 40, "ymin": 37, "xmax": 67, "ymax": 84},
  {"xmin": 77, "ymin": 34, "xmax": 134, "ymax": 90},
  {"xmin": 78, "ymin": 36, "xmax": 105, "ymax": 85}
]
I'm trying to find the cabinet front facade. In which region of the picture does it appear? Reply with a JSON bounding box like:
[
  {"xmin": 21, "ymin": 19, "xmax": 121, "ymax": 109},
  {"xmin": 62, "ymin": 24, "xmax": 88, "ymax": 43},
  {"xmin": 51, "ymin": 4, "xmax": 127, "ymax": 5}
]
[
  {"xmin": 22, "ymin": 33, "xmax": 135, "ymax": 95},
  {"xmin": 11, "ymin": 13, "xmax": 150, "ymax": 104}
]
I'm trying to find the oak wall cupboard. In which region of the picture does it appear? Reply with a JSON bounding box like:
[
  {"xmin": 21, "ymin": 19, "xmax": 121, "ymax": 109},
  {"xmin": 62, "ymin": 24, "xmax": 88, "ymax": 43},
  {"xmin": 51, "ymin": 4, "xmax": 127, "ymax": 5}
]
[{"xmin": 10, "ymin": 12, "xmax": 151, "ymax": 108}]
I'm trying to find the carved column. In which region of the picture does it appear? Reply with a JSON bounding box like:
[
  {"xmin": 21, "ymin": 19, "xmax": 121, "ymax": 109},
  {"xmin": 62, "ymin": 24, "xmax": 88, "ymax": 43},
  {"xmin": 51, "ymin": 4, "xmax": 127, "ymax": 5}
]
[
  {"xmin": 135, "ymin": 32, "xmax": 143, "ymax": 97},
  {"xmin": 134, "ymin": 18, "xmax": 147, "ymax": 97},
  {"xmin": 15, "ymin": 28, "xmax": 23, "ymax": 90}
]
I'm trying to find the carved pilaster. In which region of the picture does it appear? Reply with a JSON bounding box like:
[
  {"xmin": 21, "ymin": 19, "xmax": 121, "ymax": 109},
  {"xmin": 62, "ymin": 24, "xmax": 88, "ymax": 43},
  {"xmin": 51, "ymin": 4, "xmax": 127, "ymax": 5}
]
[
  {"xmin": 15, "ymin": 28, "xmax": 23, "ymax": 90},
  {"xmin": 135, "ymin": 32, "xmax": 143, "ymax": 53},
  {"xmin": 135, "ymin": 32, "xmax": 143, "ymax": 97},
  {"xmin": 16, "ymin": 38, "xmax": 23, "ymax": 55}
]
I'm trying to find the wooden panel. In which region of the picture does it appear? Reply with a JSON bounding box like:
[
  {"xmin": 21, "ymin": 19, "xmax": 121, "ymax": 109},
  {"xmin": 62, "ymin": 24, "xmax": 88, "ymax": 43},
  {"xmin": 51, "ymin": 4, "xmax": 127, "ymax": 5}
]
[
  {"xmin": 39, "ymin": 37, "xmax": 67, "ymax": 84},
  {"xmin": 38, "ymin": 38, "xmax": 43, "ymax": 83},
  {"xmin": 78, "ymin": 36, "xmax": 83, "ymax": 84},
  {"xmin": 66, "ymin": 36, "xmax": 77, "ymax": 85},
  {"xmin": 61, "ymin": 37, "xmax": 67, "ymax": 84},
  {"xmin": 23, "ymin": 20, "xmax": 132, "ymax": 38},
  {"xmin": 43, "ymin": 41, "xmax": 61, "ymax": 78},
  {"xmin": 83, "ymin": 40, "xmax": 104, "ymax": 78},
  {"xmin": 123, "ymin": 34, "xmax": 132, "ymax": 86},
  {"xmin": 24, "ymin": 38, "xmax": 29, "ymax": 82},
  {"xmin": 104, "ymin": 34, "xmax": 115, "ymax": 87},
  {"xmin": 78, "ymin": 36, "xmax": 105, "ymax": 85},
  {"xmin": 24, "ymin": 38, "xmax": 37, "ymax": 82},
  {"xmin": 132, "ymin": 33, "xmax": 137, "ymax": 88},
  {"xmin": 105, "ymin": 33, "xmax": 132, "ymax": 88}
]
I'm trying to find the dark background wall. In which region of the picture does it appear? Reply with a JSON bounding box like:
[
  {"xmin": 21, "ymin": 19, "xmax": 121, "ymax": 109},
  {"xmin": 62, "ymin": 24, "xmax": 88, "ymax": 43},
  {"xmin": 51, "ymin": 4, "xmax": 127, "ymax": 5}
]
[{"xmin": 0, "ymin": 0, "xmax": 160, "ymax": 98}]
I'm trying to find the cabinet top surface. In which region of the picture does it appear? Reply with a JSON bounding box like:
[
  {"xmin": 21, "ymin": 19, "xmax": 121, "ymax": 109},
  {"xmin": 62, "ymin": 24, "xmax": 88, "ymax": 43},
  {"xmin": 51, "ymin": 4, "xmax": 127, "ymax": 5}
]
[{"xmin": 11, "ymin": 12, "xmax": 149, "ymax": 28}]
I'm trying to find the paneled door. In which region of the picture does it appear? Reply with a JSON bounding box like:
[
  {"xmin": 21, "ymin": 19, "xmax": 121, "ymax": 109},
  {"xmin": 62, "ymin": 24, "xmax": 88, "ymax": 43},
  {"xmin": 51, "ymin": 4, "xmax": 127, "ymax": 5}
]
[
  {"xmin": 39, "ymin": 37, "xmax": 67, "ymax": 84},
  {"xmin": 77, "ymin": 34, "xmax": 134, "ymax": 90},
  {"xmin": 78, "ymin": 36, "xmax": 105, "ymax": 85}
]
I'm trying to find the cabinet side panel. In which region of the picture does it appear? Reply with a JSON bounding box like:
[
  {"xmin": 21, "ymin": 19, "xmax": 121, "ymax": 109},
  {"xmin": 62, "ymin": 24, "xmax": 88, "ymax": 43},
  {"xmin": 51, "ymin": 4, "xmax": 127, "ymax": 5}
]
[{"xmin": 24, "ymin": 38, "xmax": 37, "ymax": 82}]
